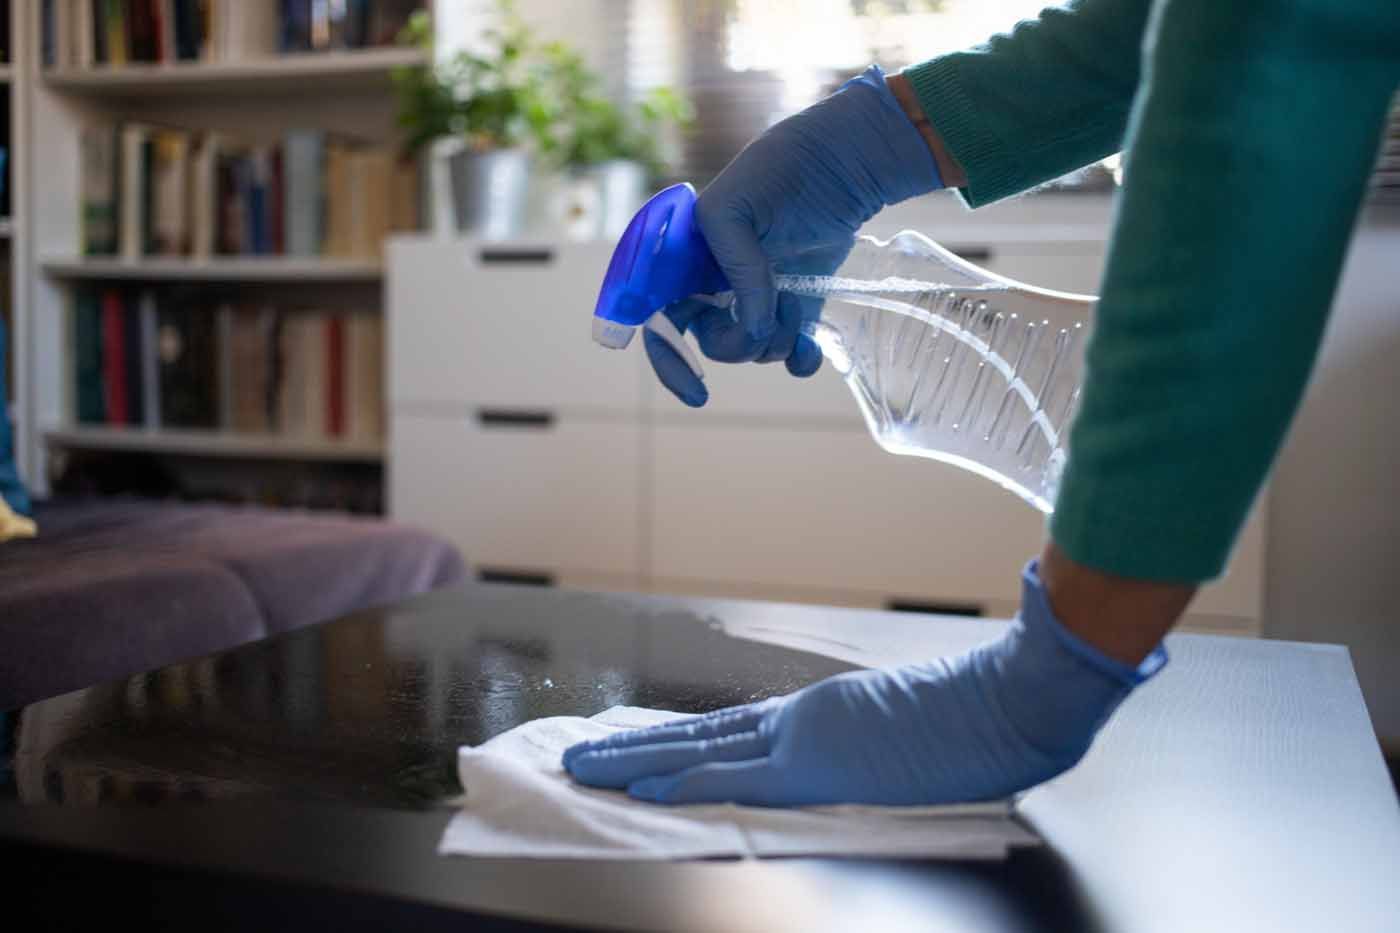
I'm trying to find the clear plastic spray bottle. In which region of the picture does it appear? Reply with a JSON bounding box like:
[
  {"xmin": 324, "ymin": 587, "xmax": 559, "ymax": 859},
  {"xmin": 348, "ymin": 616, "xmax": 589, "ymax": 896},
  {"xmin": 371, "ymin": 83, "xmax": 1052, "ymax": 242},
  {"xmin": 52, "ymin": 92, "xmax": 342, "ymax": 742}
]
[{"xmin": 592, "ymin": 184, "xmax": 1094, "ymax": 513}]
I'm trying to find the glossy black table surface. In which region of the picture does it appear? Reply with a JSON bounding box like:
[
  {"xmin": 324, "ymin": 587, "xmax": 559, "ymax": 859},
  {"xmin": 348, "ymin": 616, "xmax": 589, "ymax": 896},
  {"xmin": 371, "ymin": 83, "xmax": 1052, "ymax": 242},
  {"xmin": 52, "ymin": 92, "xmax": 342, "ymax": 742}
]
[{"xmin": 2, "ymin": 583, "xmax": 1398, "ymax": 932}]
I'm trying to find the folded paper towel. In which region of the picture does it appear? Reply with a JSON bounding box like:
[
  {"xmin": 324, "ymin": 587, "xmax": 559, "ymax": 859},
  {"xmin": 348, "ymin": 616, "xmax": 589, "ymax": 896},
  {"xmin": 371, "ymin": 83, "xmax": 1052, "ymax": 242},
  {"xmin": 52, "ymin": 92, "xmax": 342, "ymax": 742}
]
[{"xmin": 438, "ymin": 706, "xmax": 1037, "ymax": 860}]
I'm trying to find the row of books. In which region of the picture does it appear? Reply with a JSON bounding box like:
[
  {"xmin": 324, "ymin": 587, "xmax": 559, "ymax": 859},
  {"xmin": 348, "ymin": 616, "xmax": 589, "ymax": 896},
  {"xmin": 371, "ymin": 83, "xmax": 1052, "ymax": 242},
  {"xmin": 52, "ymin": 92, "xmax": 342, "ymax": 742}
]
[
  {"xmin": 42, "ymin": 0, "xmax": 424, "ymax": 68},
  {"xmin": 72, "ymin": 288, "xmax": 384, "ymax": 441},
  {"xmin": 80, "ymin": 124, "xmax": 418, "ymax": 259}
]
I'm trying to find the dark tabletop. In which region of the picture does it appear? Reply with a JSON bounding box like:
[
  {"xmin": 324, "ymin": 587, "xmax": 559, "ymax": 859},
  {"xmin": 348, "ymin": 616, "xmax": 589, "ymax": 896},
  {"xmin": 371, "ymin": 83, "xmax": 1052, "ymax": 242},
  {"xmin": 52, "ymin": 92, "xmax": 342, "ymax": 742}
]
[{"xmin": 2, "ymin": 583, "xmax": 1398, "ymax": 932}]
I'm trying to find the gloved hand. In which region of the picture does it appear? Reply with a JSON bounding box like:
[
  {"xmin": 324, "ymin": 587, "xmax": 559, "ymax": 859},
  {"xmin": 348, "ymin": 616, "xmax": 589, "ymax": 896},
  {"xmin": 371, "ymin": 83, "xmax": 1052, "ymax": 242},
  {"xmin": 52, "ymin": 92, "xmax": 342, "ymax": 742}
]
[
  {"xmin": 564, "ymin": 561, "xmax": 1167, "ymax": 806},
  {"xmin": 648, "ymin": 64, "xmax": 944, "ymax": 408}
]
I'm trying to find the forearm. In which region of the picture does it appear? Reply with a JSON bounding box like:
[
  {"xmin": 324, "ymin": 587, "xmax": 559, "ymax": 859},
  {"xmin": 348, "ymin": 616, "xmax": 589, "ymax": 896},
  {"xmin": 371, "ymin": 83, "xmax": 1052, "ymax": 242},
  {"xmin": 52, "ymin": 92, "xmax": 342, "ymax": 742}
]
[
  {"xmin": 1051, "ymin": 0, "xmax": 1400, "ymax": 584},
  {"xmin": 899, "ymin": 0, "xmax": 1152, "ymax": 206}
]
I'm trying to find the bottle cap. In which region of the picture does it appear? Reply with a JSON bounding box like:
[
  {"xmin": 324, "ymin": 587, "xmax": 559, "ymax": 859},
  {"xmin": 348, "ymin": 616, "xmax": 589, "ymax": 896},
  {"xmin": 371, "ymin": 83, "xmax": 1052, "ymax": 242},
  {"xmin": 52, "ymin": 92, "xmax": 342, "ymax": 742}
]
[{"xmin": 591, "ymin": 183, "xmax": 729, "ymax": 349}]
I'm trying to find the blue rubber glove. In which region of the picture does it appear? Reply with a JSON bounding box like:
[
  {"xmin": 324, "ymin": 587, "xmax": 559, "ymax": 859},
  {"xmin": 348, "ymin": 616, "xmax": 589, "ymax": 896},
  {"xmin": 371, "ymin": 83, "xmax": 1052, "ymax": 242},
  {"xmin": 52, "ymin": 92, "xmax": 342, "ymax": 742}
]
[
  {"xmin": 564, "ymin": 561, "xmax": 1167, "ymax": 806},
  {"xmin": 647, "ymin": 64, "xmax": 944, "ymax": 408}
]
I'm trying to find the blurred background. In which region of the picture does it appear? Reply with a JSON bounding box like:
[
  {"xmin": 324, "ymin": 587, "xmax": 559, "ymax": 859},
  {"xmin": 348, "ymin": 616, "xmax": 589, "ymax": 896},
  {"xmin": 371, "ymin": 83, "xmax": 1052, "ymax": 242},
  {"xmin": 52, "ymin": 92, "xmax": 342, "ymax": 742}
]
[{"xmin": 1, "ymin": 1, "xmax": 1398, "ymax": 754}]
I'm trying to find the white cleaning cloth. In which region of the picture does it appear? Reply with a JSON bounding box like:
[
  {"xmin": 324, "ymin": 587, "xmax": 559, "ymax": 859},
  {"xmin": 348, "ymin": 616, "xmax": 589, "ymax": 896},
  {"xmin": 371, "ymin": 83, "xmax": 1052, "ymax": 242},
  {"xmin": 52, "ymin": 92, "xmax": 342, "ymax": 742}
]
[{"xmin": 438, "ymin": 706, "xmax": 1037, "ymax": 860}]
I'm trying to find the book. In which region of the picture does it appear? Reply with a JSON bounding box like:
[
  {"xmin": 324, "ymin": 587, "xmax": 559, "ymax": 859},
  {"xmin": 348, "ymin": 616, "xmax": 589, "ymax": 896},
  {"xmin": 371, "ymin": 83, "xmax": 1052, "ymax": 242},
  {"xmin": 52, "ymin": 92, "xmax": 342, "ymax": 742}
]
[
  {"xmin": 189, "ymin": 131, "xmax": 220, "ymax": 258},
  {"xmin": 215, "ymin": 145, "xmax": 245, "ymax": 254},
  {"xmin": 123, "ymin": 290, "xmax": 145, "ymax": 428},
  {"xmin": 119, "ymin": 123, "xmax": 151, "ymax": 260},
  {"xmin": 390, "ymin": 155, "xmax": 420, "ymax": 234},
  {"xmin": 246, "ymin": 146, "xmax": 272, "ymax": 255},
  {"xmin": 325, "ymin": 313, "xmax": 344, "ymax": 436},
  {"xmin": 80, "ymin": 125, "xmax": 119, "ymax": 255},
  {"xmin": 321, "ymin": 143, "xmax": 351, "ymax": 257},
  {"xmin": 127, "ymin": 0, "xmax": 158, "ymax": 62},
  {"xmin": 221, "ymin": 0, "xmax": 279, "ymax": 61},
  {"xmin": 283, "ymin": 129, "xmax": 324, "ymax": 256},
  {"xmin": 138, "ymin": 290, "xmax": 161, "ymax": 428},
  {"xmin": 229, "ymin": 306, "xmax": 275, "ymax": 432},
  {"xmin": 345, "ymin": 313, "xmax": 382, "ymax": 441},
  {"xmin": 216, "ymin": 303, "xmax": 234, "ymax": 427},
  {"xmin": 105, "ymin": 0, "xmax": 128, "ymax": 66},
  {"xmin": 269, "ymin": 146, "xmax": 285, "ymax": 255},
  {"xmin": 91, "ymin": 0, "xmax": 109, "ymax": 63},
  {"xmin": 172, "ymin": 0, "xmax": 201, "ymax": 60},
  {"xmin": 74, "ymin": 289, "xmax": 106, "ymax": 424},
  {"xmin": 101, "ymin": 289, "xmax": 128, "ymax": 424},
  {"xmin": 157, "ymin": 299, "xmax": 218, "ymax": 428},
  {"xmin": 150, "ymin": 129, "xmax": 191, "ymax": 255},
  {"xmin": 76, "ymin": 0, "xmax": 96, "ymax": 67},
  {"xmin": 157, "ymin": 0, "xmax": 177, "ymax": 63},
  {"xmin": 280, "ymin": 0, "xmax": 312, "ymax": 53},
  {"xmin": 276, "ymin": 312, "xmax": 307, "ymax": 434},
  {"xmin": 301, "ymin": 314, "xmax": 327, "ymax": 437},
  {"xmin": 350, "ymin": 148, "xmax": 392, "ymax": 258}
]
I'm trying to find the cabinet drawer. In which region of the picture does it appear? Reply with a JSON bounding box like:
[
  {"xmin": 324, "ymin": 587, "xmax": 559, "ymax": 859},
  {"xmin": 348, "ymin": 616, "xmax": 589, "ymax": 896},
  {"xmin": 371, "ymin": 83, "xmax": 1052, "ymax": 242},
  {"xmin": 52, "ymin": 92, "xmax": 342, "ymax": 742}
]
[
  {"xmin": 651, "ymin": 424, "xmax": 1046, "ymax": 606},
  {"xmin": 390, "ymin": 412, "xmax": 642, "ymax": 579},
  {"xmin": 388, "ymin": 239, "xmax": 641, "ymax": 413},
  {"xmin": 652, "ymin": 421, "xmax": 1266, "ymax": 624}
]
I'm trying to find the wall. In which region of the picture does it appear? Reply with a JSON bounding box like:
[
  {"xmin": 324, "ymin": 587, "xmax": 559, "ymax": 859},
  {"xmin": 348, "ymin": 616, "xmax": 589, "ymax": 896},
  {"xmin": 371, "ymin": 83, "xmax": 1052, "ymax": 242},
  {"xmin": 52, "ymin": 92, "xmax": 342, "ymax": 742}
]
[{"xmin": 1266, "ymin": 206, "xmax": 1400, "ymax": 748}]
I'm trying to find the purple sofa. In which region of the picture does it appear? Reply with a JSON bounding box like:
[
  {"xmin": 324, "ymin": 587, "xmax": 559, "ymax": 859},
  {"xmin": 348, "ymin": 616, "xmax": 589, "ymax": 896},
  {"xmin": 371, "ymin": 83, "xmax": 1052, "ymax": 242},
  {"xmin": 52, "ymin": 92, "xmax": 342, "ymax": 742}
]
[{"xmin": 0, "ymin": 499, "xmax": 467, "ymax": 710}]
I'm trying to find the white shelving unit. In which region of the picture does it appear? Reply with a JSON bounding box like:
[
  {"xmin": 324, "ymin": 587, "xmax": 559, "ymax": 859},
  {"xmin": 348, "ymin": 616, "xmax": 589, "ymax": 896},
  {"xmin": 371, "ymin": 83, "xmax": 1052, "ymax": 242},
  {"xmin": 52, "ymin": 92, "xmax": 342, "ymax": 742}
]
[
  {"xmin": 43, "ymin": 426, "xmax": 384, "ymax": 463},
  {"xmin": 42, "ymin": 46, "xmax": 427, "ymax": 97},
  {"xmin": 14, "ymin": 3, "xmax": 425, "ymax": 492},
  {"xmin": 40, "ymin": 256, "xmax": 383, "ymax": 282}
]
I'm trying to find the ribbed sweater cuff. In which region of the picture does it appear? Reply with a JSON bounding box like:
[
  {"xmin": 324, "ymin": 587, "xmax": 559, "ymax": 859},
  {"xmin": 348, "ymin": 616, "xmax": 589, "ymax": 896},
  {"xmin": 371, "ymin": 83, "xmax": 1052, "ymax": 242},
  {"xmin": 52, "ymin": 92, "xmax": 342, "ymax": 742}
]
[{"xmin": 900, "ymin": 55, "xmax": 1025, "ymax": 208}]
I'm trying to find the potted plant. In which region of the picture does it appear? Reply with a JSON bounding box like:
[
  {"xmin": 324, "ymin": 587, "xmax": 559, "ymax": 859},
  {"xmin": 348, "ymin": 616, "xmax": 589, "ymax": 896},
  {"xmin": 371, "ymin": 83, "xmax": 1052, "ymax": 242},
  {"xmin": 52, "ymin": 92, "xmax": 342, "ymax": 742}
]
[
  {"xmin": 534, "ymin": 44, "xmax": 693, "ymax": 238},
  {"xmin": 393, "ymin": 4, "xmax": 549, "ymax": 238}
]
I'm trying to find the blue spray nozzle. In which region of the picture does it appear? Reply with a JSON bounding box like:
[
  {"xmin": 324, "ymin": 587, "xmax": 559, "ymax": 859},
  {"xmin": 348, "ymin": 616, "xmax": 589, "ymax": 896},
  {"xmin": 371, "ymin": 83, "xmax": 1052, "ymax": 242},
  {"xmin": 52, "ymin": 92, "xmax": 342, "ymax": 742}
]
[{"xmin": 591, "ymin": 183, "xmax": 729, "ymax": 350}]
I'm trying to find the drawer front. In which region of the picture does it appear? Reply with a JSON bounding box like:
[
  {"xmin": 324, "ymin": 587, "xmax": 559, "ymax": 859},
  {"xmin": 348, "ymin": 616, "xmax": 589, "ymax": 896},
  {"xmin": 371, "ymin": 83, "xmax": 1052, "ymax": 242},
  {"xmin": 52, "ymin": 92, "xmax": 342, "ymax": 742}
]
[
  {"xmin": 388, "ymin": 239, "xmax": 642, "ymax": 413},
  {"xmin": 390, "ymin": 412, "xmax": 642, "ymax": 579},
  {"xmin": 652, "ymin": 419, "xmax": 1265, "ymax": 623},
  {"xmin": 651, "ymin": 424, "xmax": 1047, "ymax": 606}
]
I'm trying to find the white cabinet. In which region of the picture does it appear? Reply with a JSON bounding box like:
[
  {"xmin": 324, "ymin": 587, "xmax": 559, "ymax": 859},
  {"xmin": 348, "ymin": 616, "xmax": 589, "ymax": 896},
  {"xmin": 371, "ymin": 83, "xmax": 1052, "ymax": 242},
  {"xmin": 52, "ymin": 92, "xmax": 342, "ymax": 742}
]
[
  {"xmin": 388, "ymin": 222, "xmax": 1266, "ymax": 633},
  {"xmin": 388, "ymin": 238, "xmax": 640, "ymax": 414},
  {"xmin": 651, "ymin": 423, "xmax": 1046, "ymax": 608},
  {"xmin": 391, "ymin": 413, "xmax": 642, "ymax": 582}
]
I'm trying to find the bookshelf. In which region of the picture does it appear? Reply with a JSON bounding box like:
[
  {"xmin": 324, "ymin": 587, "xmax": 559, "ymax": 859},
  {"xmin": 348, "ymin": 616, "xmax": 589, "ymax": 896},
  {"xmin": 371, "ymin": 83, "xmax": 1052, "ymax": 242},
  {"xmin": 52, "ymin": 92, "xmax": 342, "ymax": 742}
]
[
  {"xmin": 44, "ymin": 425, "xmax": 384, "ymax": 463},
  {"xmin": 42, "ymin": 46, "xmax": 427, "ymax": 97},
  {"xmin": 16, "ymin": 1, "xmax": 430, "ymax": 502},
  {"xmin": 41, "ymin": 256, "xmax": 383, "ymax": 282}
]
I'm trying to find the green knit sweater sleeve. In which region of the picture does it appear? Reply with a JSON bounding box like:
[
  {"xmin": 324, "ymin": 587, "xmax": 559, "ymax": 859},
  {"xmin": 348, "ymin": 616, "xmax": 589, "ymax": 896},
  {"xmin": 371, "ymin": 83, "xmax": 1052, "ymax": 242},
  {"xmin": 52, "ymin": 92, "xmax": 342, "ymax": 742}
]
[
  {"xmin": 902, "ymin": 0, "xmax": 1153, "ymax": 207},
  {"xmin": 1052, "ymin": 0, "xmax": 1399, "ymax": 581},
  {"xmin": 906, "ymin": 0, "xmax": 1400, "ymax": 582}
]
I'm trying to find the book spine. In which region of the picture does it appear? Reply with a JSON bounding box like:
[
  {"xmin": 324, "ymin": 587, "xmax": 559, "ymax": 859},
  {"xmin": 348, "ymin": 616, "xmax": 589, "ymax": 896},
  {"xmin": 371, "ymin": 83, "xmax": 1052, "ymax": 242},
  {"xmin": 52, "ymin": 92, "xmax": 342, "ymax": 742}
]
[
  {"xmin": 101, "ymin": 289, "xmax": 128, "ymax": 424},
  {"xmin": 123, "ymin": 290, "xmax": 145, "ymax": 426},
  {"xmin": 106, "ymin": 0, "xmax": 128, "ymax": 66},
  {"xmin": 139, "ymin": 290, "xmax": 161, "ymax": 428},
  {"xmin": 326, "ymin": 314, "xmax": 344, "ymax": 436},
  {"xmin": 216, "ymin": 304, "xmax": 234, "ymax": 429},
  {"xmin": 75, "ymin": 289, "xmax": 107, "ymax": 424},
  {"xmin": 92, "ymin": 0, "xmax": 109, "ymax": 63},
  {"xmin": 283, "ymin": 130, "xmax": 325, "ymax": 257}
]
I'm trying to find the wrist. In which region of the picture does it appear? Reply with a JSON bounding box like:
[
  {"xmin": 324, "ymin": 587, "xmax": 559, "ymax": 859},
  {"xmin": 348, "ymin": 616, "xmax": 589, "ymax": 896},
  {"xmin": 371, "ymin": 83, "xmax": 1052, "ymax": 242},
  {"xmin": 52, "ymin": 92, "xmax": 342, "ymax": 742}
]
[
  {"xmin": 1039, "ymin": 541, "xmax": 1193, "ymax": 667},
  {"xmin": 886, "ymin": 71, "xmax": 968, "ymax": 189}
]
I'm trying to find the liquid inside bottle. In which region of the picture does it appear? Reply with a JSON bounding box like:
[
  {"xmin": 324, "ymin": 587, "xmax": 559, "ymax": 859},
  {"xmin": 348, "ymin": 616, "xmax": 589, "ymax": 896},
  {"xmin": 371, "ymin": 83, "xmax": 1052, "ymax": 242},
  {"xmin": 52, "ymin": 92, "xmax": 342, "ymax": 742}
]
[{"xmin": 778, "ymin": 231, "xmax": 1093, "ymax": 513}]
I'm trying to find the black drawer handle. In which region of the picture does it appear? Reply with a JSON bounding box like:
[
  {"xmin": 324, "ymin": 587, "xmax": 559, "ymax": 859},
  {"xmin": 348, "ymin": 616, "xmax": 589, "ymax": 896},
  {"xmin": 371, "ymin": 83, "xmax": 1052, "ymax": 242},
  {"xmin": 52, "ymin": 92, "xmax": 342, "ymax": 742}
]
[
  {"xmin": 478, "ymin": 568, "xmax": 556, "ymax": 587},
  {"xmin": 477, "ymin": 409, "xmax": 556, "ymax": 429},
  {"xmin": 478, "ymin": 247, "xmax": 555, "ymax": 265},
  {"xmin": 885, "ymin": 599, "xmax": 984, "ymax": 617},
  {"xmin": 948, "ymin": 246, "xmax": 993, "ymax": 263}
]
